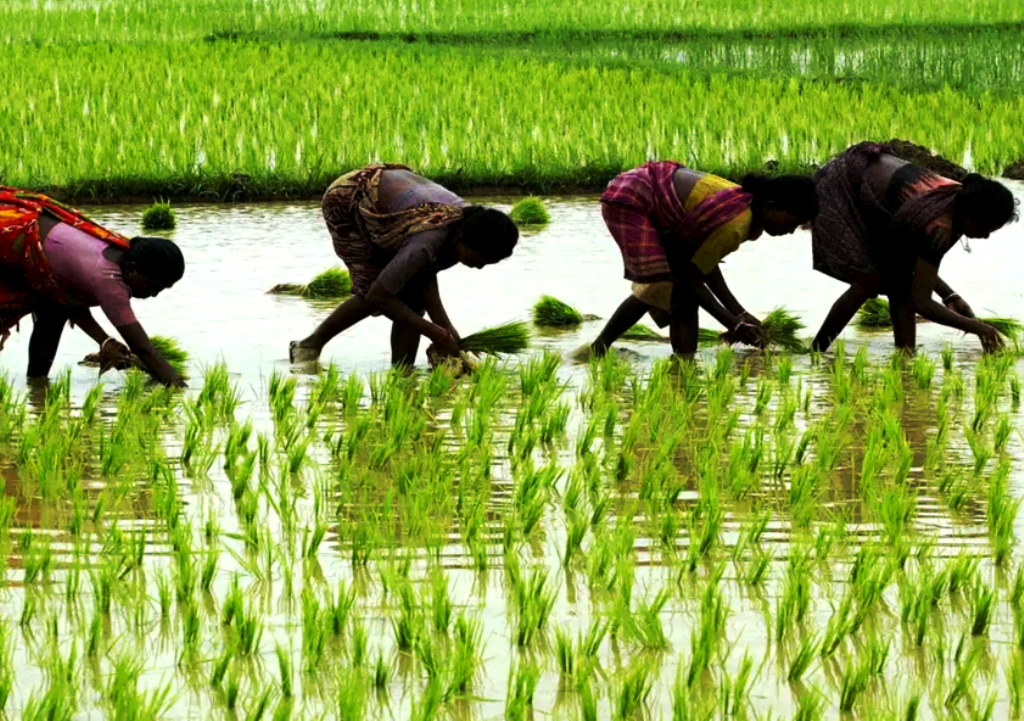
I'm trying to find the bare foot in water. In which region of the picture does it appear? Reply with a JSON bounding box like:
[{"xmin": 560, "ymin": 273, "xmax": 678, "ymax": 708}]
[{"xmin": 289, "ymin": 340, "xmax": 321, "ymax": 363}]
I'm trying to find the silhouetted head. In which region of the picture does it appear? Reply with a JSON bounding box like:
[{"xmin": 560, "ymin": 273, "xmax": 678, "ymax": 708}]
[
  {"xmin": 453, "ymin": 205, "xmax": 519, "ymax": 269},
  {"xmin": 741, "ymin": 174, "xmax": 819, "ymax": 236},
  {"xmin": 122, "ymin": 236, "xmax": 185, "ymax": 298},
  {"xmin": 954, "ymin": 174, "xmax": 1019, "ymax": 239}
]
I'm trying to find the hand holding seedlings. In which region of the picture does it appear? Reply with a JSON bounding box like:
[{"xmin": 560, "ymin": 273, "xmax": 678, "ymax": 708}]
[{"xmin": 978, "ymin": 322, "xmax": 1004, "ymax": 353}]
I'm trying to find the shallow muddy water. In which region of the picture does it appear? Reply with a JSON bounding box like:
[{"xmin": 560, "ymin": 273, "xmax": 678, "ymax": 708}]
[{"xmin": 2, "ymin": 187, "xmax": 1024, "ymax": 720}]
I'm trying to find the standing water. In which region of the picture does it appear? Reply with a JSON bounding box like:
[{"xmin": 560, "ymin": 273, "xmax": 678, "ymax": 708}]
[{"xmin": 1, "ymin": 186, "xmax": 1023, "ymax": 719}]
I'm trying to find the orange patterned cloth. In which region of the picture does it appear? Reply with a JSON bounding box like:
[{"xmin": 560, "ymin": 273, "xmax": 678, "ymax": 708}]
[{"xmin": 0, "ymin": 187, "xmax": 129, "ymax": 338}]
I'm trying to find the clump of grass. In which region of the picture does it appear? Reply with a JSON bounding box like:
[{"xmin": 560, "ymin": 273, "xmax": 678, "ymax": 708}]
[
  {"xmin": 533, "ymin": 295, "xmax": 583, "ymax": 327},
  {"xmin": 268, "ymin": 267, "xmax": 352, "ymax": 299},
  {"xmin": 510, "ymin": 197, "xmax": 550, "ymax": 225},
  {"xmin": 459, "ymin": 322, "xmax": 530, "ymax": 355},
  {"xmin": 621, "ymin": 324, "xmax": 667, "ymax": 342},
  {"xmin": 855, "ymin": 298, "xmax": 892, "ymax": 328},
  {"xmin": 141, "ymin": 201, "xmax": 176, "ymax": 230}
]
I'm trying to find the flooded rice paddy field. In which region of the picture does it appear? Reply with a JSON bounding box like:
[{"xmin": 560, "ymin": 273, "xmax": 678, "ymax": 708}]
[{"xmin": 2, "ymin": 188, "xmax": 1024, "ymax": 719}]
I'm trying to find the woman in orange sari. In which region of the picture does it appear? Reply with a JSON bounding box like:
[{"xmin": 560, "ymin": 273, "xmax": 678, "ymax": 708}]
[{"xmin": 0, "ymin": 188, "xmax": 186, "ymax": 386}]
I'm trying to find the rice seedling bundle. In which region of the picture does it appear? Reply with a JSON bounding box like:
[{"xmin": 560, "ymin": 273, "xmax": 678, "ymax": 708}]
[
  {"xmin": 855, "ymin": 298, "xmax": 893, "ymax": 329},
  {"xmin": 509, "ymin": 197, "xmax": 550, "ymax": 225},
  {"xmin": 458, "ymin": 322, "xmax": 530, "ymax": 355},
  {"xmin": 80, "ymin": 335, "xmax": 189, "ymax": 377},
  {"xmin": 533, "ymin": 295, "xmax": 583, "ymax": 327},
  {"xmin": 621, "ymin": 324, "xmax": 667, "ymax": 342},
  {"xmin": 268, "ymin": 267, "xmax": 352, "ymax": 299},
  {"xmin": 761, "ymin": 308, "xmax": 807, "ymax": 353},
  {"xmin": 141, "ymin": 201, "xmax": 176, "ymax": 230}
]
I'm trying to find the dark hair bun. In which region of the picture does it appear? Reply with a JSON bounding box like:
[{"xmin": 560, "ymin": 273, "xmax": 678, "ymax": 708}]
[
  {"xmin": 961, "ymin": 173, "xmax": 985, "ymax": 187},
  {"xmin": 126, "ymin": 236, "xmax": 185, "ymax": 286}
]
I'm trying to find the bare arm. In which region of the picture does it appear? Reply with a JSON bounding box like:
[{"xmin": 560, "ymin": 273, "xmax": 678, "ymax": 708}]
[
  {"xmin": 421, "ymin": 274, "xmax": 458, "ymax": 340},
  {"xmin": 67, "ymin": 308, "xmax": 113, "ymax": 346},
  {"xmin": 911, "ymin": 258, "xmax": 998, "ymax": 347},
  {"xmin": 704, "ymin": 266, "xmax": 751, "ymax": 320},
  {"xmin": 932, "ymin": 275, "xmax": 975, "ymax": 318},
  {"xmin": 116, "ymin": 322, "xmax": 187, "ymax": 387},
  {"xmin": 676, "ymin": 263, "xmax": 738, "ymax": 329}
]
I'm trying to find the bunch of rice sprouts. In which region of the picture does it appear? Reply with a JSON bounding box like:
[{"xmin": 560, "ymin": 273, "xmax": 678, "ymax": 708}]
[
  {"xmin": 980, "ymin": 317, "xmax": 1023, "ymax": 339},
  {"xmin": 268, "ymin": 267, "xmax": 352, "ymax": 299},
  {"xmin": 855, "ymin": 298, "xmax": 892, "ymax": 328},
  {"xmin": 141, "ymin": 201, "xmax": 176, "ymax": 230},
  {"xmin": 698, "ymin": 328, "xmax": 724, "ymax": 345},
  {"xmin": 710, "ymin": 308, "xmax": 807, "ymax": 352},
  {"xmin": 150, "ymin": 336, "xmax": 190, "ymax": 376},
  {"xmin": 80, "ymin": 334, "xmax": 189, "ymax": 377},
  {"xmin": 458, "ymin": 322, "xmax": 530, "ymax": 355},
  {"xmin": 510, "ymin": 197, "xmax": 550, "ymax": 225},
  {"xmin": 761, "ymin": 308, "xmax": 808, "ymax": 353},
  {"xmin": 533, "ymin": 295, "xmax": 583, "ymax": 326},
  {"xmin": 621, "ymin": 324, "xmax": 667, "ymax": 342}
]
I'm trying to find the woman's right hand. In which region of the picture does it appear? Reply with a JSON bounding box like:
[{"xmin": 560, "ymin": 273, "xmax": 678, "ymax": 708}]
[
  {"xmin": 977, "ymin": 323, "xmax": 1004, "ymax": 354},
  {"xmin": 430, "ymin": 329, "xmax": 461, "ymax": 357},
  {"xmin": 733, "ymin": 320, "xmax": 767, "ymax": 348}
]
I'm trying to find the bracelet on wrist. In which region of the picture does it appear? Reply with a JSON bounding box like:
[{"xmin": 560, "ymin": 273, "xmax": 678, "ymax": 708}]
[{"xmin": 943, "ymin": 292, "xmax": 960, "ymax": 304}]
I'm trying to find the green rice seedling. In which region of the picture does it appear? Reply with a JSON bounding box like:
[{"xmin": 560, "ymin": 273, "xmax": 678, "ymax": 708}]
[
  {"xmin": 1008, "ymin": 652, "xmax": 1024, "ymax": 719},
  {"xmin": 792, "ymin": 686, "xmax": 827, "ymax": 721},
  {"xmin": 614, "ymin": 660, "xmax": 655, "ymax": 720},
  {"xmin": 373, "ymin": 649, "xmax": 392, "ymax": 692},
  {"xmin": 789, "ymin": 633, "xmax": 820, "ymax": 683},
  {"xmin": 458, "ymin": 321, "xmax": 530, "ymax": 355},
  {"xmin": 856, "ymin": 298, "xmax": 892, "ymax": 329},
  {"xmin": 980, "ymin": 316, "xmax": 1023, "ymax": 339},
  {"xmin": 141, "ymin": 201, "xmax": 175, "ymax": 230},
  {"xmin": 246, "ymin": 685, "xmax": 274, "ymax": 721},
  {"xmin": 624, "ymin": 588, "xmax": 671, "ymax": 651},
  {"xmin": 513, "ymin": 568, "xmax": 558, "ymax": 647},
  {"xmin": 505, "ymin": 657, "xmax": 541, "ymax": 720},
  {"xmin": 449, "ymin": 612, "xmax": 484, "ymax": 696},
  {"xmin": 969, "ymin": 578, "xmax": 996, "ymax": 636},
  {"xmin": 510, "ymin": 196, "xmax": 550, "ymax": 225},
  {"xmin": 428, "ymin": 572, "xmax": 453, "ymax": 636},
  {"xmin": 150, "ymin": 336, "xmax": 189, "ymax": 376},
  {"xmin": 304, "ymin": 266, "xmax": 352, "ymax": 298},
  {"xmin": 760, "ymin": 307, "xmax": 807, "ymax": 353},
  {"xmin": 838, "ymin": 656, "xmax": 871, "ymax": 712},
  {"xmin": 946, "ymin": 634, "xmax": 981, "ymax": 707},
  {"xmin": 533, "ymin": 295, "xmax": 584, "ymax": 327},
  {"xmin": 912, "ymin": 353, "xmax": 936, "ymax": 389},
  {"xmin": 563, "ymin": 510, "xmax": 589, "ymax": 568},
  {"xmin": 718, "ymin": 652, "xmax": 755, "ymax": 718},
  {"xmin": 941, "ymin": 344, "xmax": 955, "ymax": 371},
  {"xmin": 994, "ymin": 414, "xmax": 1012, "ymax": 452},
  {"xmin": 621, "ymin": 324, "xmax": 667, "ymax": 342}
]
